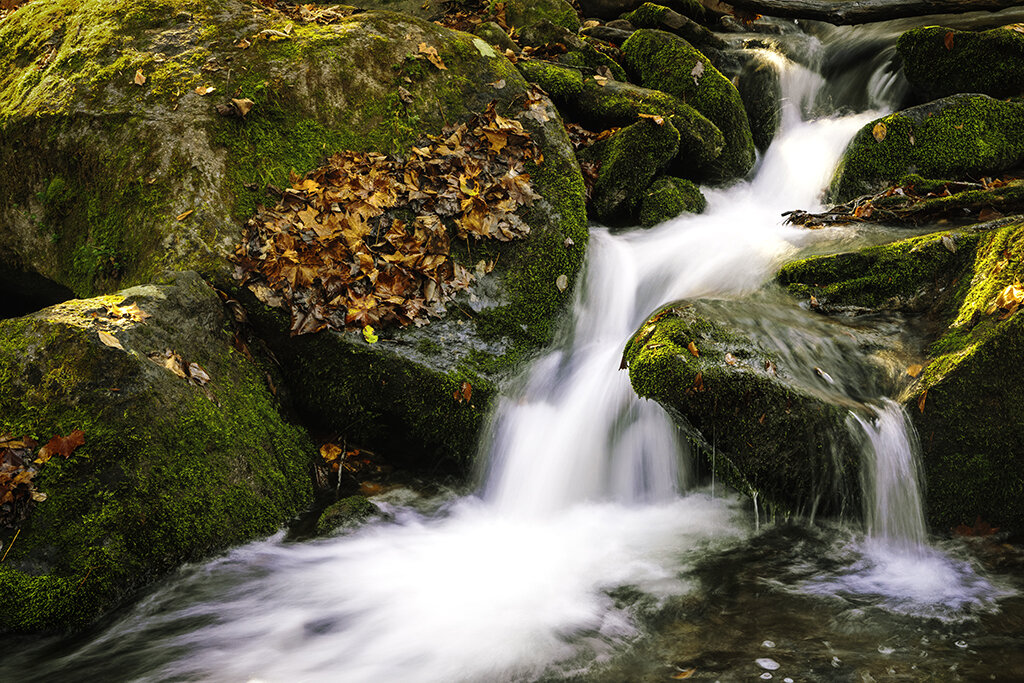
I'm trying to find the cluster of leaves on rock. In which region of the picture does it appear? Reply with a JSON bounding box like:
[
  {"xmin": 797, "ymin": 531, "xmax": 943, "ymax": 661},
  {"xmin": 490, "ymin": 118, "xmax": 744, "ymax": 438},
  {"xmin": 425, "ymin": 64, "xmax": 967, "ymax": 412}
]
[
  {"xmin": 250, "ymin": 0, "xmax": 357, "ymax": 25},
  {"xmin": 234, "ymin": 101, "xmax": 542, "ymax": 335},
  {"xmin": 1, "ymin": 431, "xmax": 84, "ymax": 527}
]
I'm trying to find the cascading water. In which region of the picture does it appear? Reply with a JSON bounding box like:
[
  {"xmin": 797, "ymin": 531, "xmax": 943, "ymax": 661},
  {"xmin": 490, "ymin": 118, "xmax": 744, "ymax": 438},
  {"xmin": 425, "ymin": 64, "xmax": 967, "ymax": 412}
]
[{"xmin": 6, "ymin": 19, "xmax": 1020, "ymax": 683}]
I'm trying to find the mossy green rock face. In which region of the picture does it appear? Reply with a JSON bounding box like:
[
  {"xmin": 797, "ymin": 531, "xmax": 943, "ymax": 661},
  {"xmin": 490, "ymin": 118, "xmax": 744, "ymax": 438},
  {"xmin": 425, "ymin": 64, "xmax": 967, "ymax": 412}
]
[
  {"xmin": 638, "ymin": 176, "xmax": 706, "ymax": 226},
  {"xmin": 621, "ymin": 29, "xmax": 756, "ymax": 183},
  {"xmin": 516, "ymin": 60, "xmax": 585, "ymax": 104},
  {"xmin": 505, "ymin": 0, "xmax": 580, "ymax": 32},
  {"xmin": 573, "ymin": 78, "xmax": 725, "ymax": 175},
  {"xmin": 624, "ymin": 301, "xmax": 862, "ymax": 515},
  {"xmin": 474, "ymin": 21, "xmax": 518, "ymax": 52},
  {"xmin": 827, "ymin": 94, "xmax": 1024, "ymax": 203},
  {"xmin": 897, "ymin": 25, "xmax": 1024, "ymax": 102},
  {"xmin": 315, "ymin": 495, "xmax": 379, "ymax": 536},
  {"xmin": 518, "ymin": 21, "xmax": 629, "ymax": 81},
  {"xmin": 735, "ymin": 52, "xmax": 781, "ymax": 153},
  {"xmin": 621, "ymin": 3, "xmax": 724, "ymax": 51},
  {"xmin": 0, "ymin": 0, "xmax": 588, "ymax": 470},
  {"xmin": 0, "ymin": 271, "xmax": 314, "ymax": 633},
  {"xmin": 777, "ymin": 219, "xmax": 1024, "ymax": 532},
  {"xmin": 584, "ymin": 118, "xmax": 680, "ymax": 222}
]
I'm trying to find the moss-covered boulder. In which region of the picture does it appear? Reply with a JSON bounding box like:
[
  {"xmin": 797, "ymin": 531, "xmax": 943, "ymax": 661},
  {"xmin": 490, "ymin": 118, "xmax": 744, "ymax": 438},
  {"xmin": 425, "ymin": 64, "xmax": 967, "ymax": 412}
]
[
  {"xmin": 827, "ymin": 94, "xmax": 1024, "ymax": 203},
  {"xmin": 897, "ymin": 24, "xmax": 1024, "ymax": 102},
  {"xmin": 517, "ymin": 20, "xmax": 629, "ymax": 81},
  {"xmin": 621, "ymin": 29, "xmax": 756, "ymax": 183},
  {"xmin": 0, "ymin": 0, "xmax": 588, "ymax": 471},
  {"xmin": 474, "ymin": 20, "xmax": 518, "ymax": 53},
  {"xmin": 573, "ymin": 78, "xmax": 725, "ymax": 175},
  {"xmin": 623, "ymin": 301, "xmax": 866, "ymax": 515},
  {"xmin": 516, "ymin": 60, "xmax": 585, "ymax": 105},
  {"xmin": 735, "ymin": 51, "xmax": 781, "ymax": 153},
  {"xmin": 776, "ymin": 218, "xmax": 1024, "ymax": 533},
  {"xmin": 0, "ymin": 271, "xmax": 314, "ymax": 633},
  {"xmin": 314, "ymin": 495, "xmax": 379, "ymax": 536},
  {"xmin": 582, "ymin": 118, "xmax": 681, "ymax": 222},
  {"xmin": 638, "ymin": 176, "xmax": 706, "ymax": 226},
  {"xmin": 504, "ymin": 0, "xmax": 580, "ymax": 33},
  {"xmin": 621, "ymin": 3, "xmax": 724, "ymax": 51}
]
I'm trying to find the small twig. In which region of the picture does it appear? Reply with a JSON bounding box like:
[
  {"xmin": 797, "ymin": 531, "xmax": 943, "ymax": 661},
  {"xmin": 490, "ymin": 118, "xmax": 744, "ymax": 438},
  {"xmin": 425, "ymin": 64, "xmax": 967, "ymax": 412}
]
[
  {"xmin": 77, "ymin": 566, "xmax": 94, "ymax": 587},
  {"xmin": 0, "ymin": 528, "xmax": 20, "ymax": 563}
]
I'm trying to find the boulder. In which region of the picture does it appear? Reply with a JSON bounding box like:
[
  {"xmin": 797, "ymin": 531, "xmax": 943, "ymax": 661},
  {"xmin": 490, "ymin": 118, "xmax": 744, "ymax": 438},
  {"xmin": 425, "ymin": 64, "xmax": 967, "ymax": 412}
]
[
  {"xmin": 504, "ymin": 0, "xmax": 581, "ymax": 33},
  {"xmin": 516, "ymin": 60, "xmax": 586, "ymax": 105},
  {"xmin": 623, "ymin": 299, "xmax": 880, "ymax": 515},
  {"xmin": 474, "ymin": 21, "xmax": 518, "ymax": 53},
  {"xmin": 518, "ymin": 20, "xmax": 629, "ymax": 81},
  {"xmin": 638, "ymin": 176, "xmax": 706, "ymax": 226},
  {"xmin": 314, "ymin": 495, "xmax": 380, "ymax": 536},
  {"xmin": 0, "ymin": 0, "xmax": 589, "ymax": 470},
  {"xmin": 897, "ymin": 24, "xmax": 1024, "ymax": 102},
  {"xmin": 777, "ymin": 218, "xmax": 1024, "ymax": 533},
  {"xmin": 621, "ymin": 29, "xmax": 756, "ymax": 182},
  {"xmin": 621, "ymin": 3, "xmax": 725, "ymax": 51},
  {"xmin": 0, "ymin": 271, "xmax": 314, "ymax": 633},
  {"xmin": 827, "ymin": 95, "xmax": 1024, "ymax": 204},
  {"xmin": 734, "ymin": 51, "xmax": 781, "ymax": 152},
  {"xmin": 581, "ymin": 118, "xmax": 681, "ymax": 222},
  {"xmin": 573, "ymin": 78, "xmax": 725, "ymax": 176}
]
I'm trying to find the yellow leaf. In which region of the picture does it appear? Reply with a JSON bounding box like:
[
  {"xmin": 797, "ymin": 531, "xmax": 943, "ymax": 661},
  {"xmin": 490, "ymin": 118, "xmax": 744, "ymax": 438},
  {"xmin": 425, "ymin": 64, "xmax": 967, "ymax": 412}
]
[
  {"xmin": 362, "ymin": 324, "xmax": 379, "ymax": 344},
  {"xmin": 97, "ymin": 331, "xmax": 124, "ymax": 351},
  {"xmin": 176, "ymin": 209, "xmax": 194, "ymax": 221},
  {"xmin": 872, "ymin": 122, "xmax": 887, "ymax": 142},
  {"xmin": 906, "ymin": 364, "xmax": 923, "ymax": 378},
  {"xmin": 320, "ymin": 443, "xmax": 343, "ymax": 462}
]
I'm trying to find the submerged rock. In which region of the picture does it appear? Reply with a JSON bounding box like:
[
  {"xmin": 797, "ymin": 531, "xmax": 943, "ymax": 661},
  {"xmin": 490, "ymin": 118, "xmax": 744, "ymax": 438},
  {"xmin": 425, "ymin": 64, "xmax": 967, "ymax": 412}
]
[
  {"xmin": 582, "ymin": 117, "xmax": 680, "ymax": 222},
  {"xmin": 0, "ymin": 271, "xmax": 314, "ymax": 633},
  {"xmin": 314, "ymin": 495, "xmax": 380, "ymax": 536},
  {"xmin": 897, "ymin": 24, "xmax": 1024, "ymax": 102},
  {"xmin": 777, "ymin": 218, "xmax": 1024, "ymax": 533},
  {"xmin": 827, "ymin": 94, "xmax": 1024, "ymax": 203},
  {"xmin": 621, "ymin": 29, "xmax": 756, "ymax": 183},
  {"xmin": 638, "ymin": 176, "xmax": 706, "ymax": 226}
]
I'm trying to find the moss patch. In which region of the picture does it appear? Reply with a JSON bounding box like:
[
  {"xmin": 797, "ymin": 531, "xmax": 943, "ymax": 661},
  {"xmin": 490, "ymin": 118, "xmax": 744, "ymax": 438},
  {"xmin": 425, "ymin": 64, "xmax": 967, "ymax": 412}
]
[{"xmin": 638, "ymin": 175, "xmax": 706, "ymax": 226}]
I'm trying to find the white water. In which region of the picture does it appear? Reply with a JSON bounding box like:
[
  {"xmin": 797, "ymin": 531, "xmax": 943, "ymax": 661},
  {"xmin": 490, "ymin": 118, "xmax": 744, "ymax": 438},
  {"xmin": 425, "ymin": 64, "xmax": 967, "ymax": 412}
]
[{"xmin": 19, "ymin": 47, "xmax": 1011, "ymax": 682}]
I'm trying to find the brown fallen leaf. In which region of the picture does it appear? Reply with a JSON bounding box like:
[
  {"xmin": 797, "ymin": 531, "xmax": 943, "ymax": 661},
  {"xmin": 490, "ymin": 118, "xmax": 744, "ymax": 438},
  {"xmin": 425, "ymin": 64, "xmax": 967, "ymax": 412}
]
[
  {"xmin": 944, "ymin": 30, "xmax": 955, "ymax": 50},
  {"xmin": 918, "ymin": 389, "xmax": 928, "ymax": 413},
  {"xmin": 98, "ymin": 330, "xmax": 124, "ymax": 350},
  {"xmin": 36, "ymin": 430, "xmax": 85, "ymax": 463},
  {"xmin": 231, "ymin": 97, "xmax": 255, "ymax": 116},
  {"xmin": 417, "ymin": 42, "xmax": 447, "ymax": 70},
  {"xmin": 687, "ymin": 341, "xmax": 699, "ymax": 357},
  {"xmin": 134, "ymin": 69, "xmax": 146, "ymax": 86},
  {"xmin": 906, "ymin": 363, "xmax": 923, "ymax": 378},
  {"xmin": 176, "ymin": 209, "xmax": 195, "ymax": 221},
  {"xmin": 460, "ymin": 380, "xmax": 472, "ymax": 403},
  {"xmin": 638, "ymin": 112, "xmax": 665, "ymax": 126},
  {"xmin": 724, "ymin": 352, "xmax": 737, "ymax": 366},
  {"xmin": 872, "ymin": 122, "xmax": 887, "ymax": 142},
  {"xmin": 671, "ymin": 667, "xmax": 697, "ymax": 679},
  {"xmin": 979, "ymin": 207, "xmax": 1004, "ymax": 222}
]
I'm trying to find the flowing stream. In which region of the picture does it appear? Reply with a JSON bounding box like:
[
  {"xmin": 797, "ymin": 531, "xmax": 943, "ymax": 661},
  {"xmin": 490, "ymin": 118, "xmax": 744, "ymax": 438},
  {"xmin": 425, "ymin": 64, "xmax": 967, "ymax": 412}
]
[{"xmin": 9, "ymin": 14, "xmax": 1024, "ymax": 683}]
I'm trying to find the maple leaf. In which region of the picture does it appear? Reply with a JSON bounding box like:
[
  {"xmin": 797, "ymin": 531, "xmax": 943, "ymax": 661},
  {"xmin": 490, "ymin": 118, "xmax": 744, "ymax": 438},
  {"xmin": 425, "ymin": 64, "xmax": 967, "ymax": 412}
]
[{"xmin": 36, "ymin": 430, "xmax": 85, "ymax": 462}]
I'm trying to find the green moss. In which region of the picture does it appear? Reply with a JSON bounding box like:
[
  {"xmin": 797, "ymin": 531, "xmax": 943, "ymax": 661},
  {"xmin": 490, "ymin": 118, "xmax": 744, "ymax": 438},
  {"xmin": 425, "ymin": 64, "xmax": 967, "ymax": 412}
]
[
  {"xmin": 474, "ymin": 21, "xmax": 518, "ymax": 52},
  {"xmin": 897, "ymin": 25, "xmax": 1024, "ymax": 101},
  {"xmin": 515, "ymin": 60, "xmax": 584, "ymax": 103},
  {"xmin": 828, "ymin": 94, "xmax": 1024, "ymax": 203},
  {"xmin": 0, "ymin": 277, "xmax": 314, "ymax": 632},
  {"xmin": 503, "ymin": 0, "xmax": 580, "ymax": 32},
  {"xmin": 314, "ymin": 495, "xmax": 378, "ymax": 536},
  {"xmin": 584, "ymin": 117, "xmax": 681, "ymax": 222},
  {"xmin": 777, "ymin": 228, "xmax": 980, "ymax": 310},
  {"xmin": 638, "ymin": 175, "xmax": 705, "ymax": 226},
  {"xmin": 622, "ymin": 3, "xmax": 672, "ymax": 27},
  {"xmin": 621, "ymin": 29, "xmax": 755, "ymax": 183}
]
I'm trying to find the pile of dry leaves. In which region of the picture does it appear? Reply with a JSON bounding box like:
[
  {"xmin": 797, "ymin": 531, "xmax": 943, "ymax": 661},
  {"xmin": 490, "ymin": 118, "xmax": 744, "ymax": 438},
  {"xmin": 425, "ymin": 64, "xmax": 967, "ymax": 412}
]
[
  {"xmin": 234, "ymin": 100, "xmax": 543, "ymax": 336},
  {"xmin": 1, "ymin": 431, "xmax": 84, "ymax": 528}
]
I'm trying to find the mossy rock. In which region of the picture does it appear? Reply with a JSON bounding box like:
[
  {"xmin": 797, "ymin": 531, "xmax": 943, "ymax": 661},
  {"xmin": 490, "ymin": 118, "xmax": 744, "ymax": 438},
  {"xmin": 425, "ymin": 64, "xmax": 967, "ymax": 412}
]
[
  {"xmin": 582, "ymin": 118, "xmax": 680, "ymax": 222},
  {"xmin": 516, "ymin": 60, "xmax": 585, "ymax": 104},
  {"xmin": 504, "ymin": 0, "xmax": 580, "ymax": 32},
  {"xmin": 314, "ymin": 495, "xmax": 379, "ymax": 536},
  {"xmin": 620, "ymin": 3, "xmax": 724, "ymax": 51},
  {"xmin": 827, "ymin": 94, "xmax": 1024, "ymax": 203},
  {"xmin": 0, "ymin": 0, "xmax": 588, "ymax": 470},
  {"xmin": 474, "ymin": 20, "xmax": 518, "ymax": 53},
  {"xmin": 638, "ymin": 175, "xmax": 706, "ymax": 226},
  {"xmin": 573, "ymin": 78, "xmax": 725, "ymax": 176},
  {"xmin": 621, "ymin": 29, "xmax": 755, "ymax": 183},
  {"xmin": 0, "ymin": 271, "xmax": 314, "ymax": 633},
  {"xmin": 518, "ymin": 20, "xmax": 629, "ymax": 81},
  {"xmin": 897, "ymin": 24, "xmax": 1024, "ymax": 102},
  {"xmin": 775, "ymin": 218, "xmax": 1024, "ymax": 533},
  {"xmin": 623, "ymin": 300, "xmax": 864, "ymax": 516},
  {"xmin": 735, "ymin": 51, "xmax": 781, "ymax": 153}
]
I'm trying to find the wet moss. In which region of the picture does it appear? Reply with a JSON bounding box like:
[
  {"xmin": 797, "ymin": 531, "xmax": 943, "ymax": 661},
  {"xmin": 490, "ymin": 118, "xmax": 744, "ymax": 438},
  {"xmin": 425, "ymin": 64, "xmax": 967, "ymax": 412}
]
[
  {"xmin": 897, "ymin": 25, "xmax": 1024, "ymax": 102},
  {"xmin": 638, "ymin": 175, "xmax": 705, "ymax": 226},
  {"xmin": 827, "ymin": 94, "xmax": 1024, "ymax": 203},
  {"xmin": 504, "ymin": 0, "xmax": 580, "ymax": 32},
  {"xmin": 0, "ymin": 274, "xmax": 314, "ymax": 632},
  {"xmin": 621, "ymin": 29, "xmax": 755, "ymax": 183},
  {"xmin": 515, "ymin": 60, "xmax": 584, "ymax": 104},
  {"xmin": 314, "ymin": 495, "xmax": 379, "ymax": 536}
]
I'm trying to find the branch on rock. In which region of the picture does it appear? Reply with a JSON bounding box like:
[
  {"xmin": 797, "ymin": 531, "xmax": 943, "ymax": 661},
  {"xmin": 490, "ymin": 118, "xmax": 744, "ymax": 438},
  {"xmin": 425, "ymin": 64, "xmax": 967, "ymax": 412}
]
[
  {"xmin": 783, "ymin": 177, "xmax": 1024, "ymax": 228},
  {"xmin": 717, "ymin": 0, "xmax": 1022, "ymax": 25}
]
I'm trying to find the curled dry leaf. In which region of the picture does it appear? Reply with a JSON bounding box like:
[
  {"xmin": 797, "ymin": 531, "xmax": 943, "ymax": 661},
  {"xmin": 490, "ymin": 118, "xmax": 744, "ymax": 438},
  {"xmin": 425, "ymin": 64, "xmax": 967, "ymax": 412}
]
[
  {"xmin": 231, "ymin": 97, "xmax": 255, "ymax": 116},
  {"xmin": 417, "ymin": 42, "xmax": 447, "ymax": 70},
  {"xmin": 686, "ymin": 341, "xmax": 699, "ymax": 357},
  {"xmin": 944, "ymin": 30, "xmax": 955, "ymax": 50},
  {"xmin": 133, "ymin": 69, "xmax": 146, "ymax": 86},
  {"xmin": 918, "ymin": 389, "xmax": 928, "ymax": 413}
]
